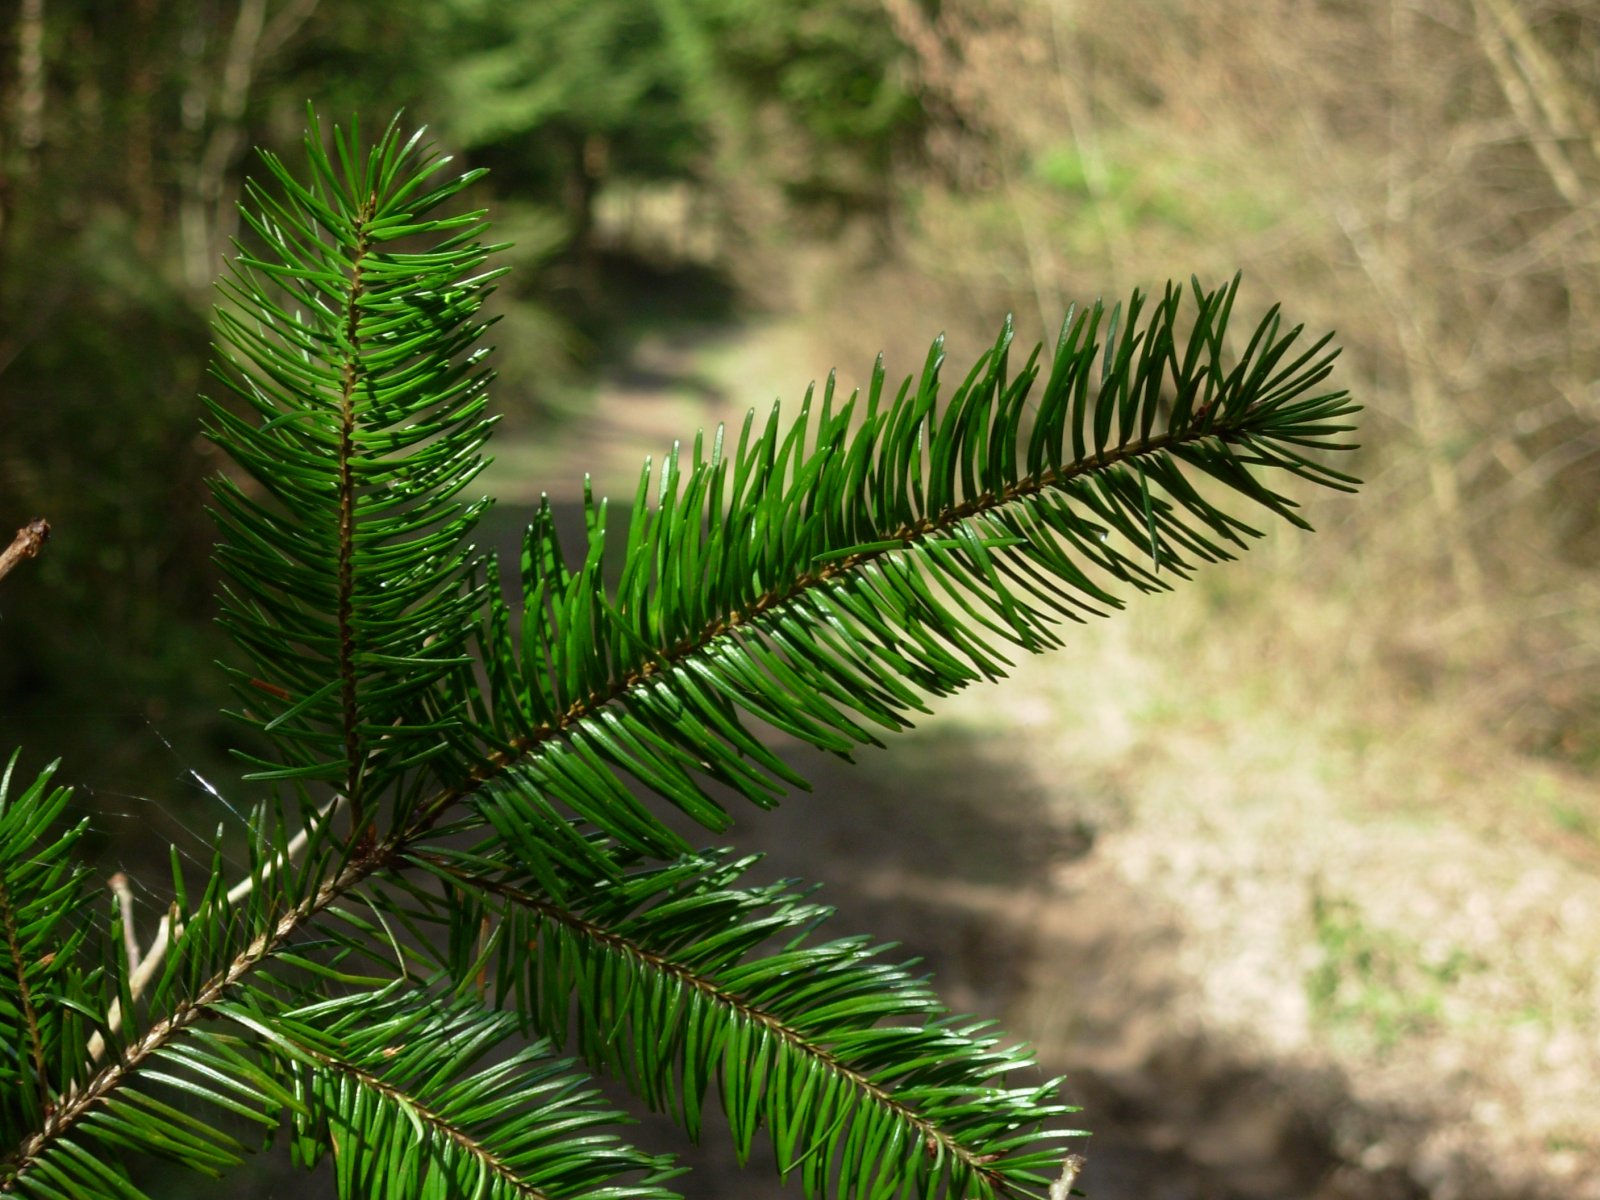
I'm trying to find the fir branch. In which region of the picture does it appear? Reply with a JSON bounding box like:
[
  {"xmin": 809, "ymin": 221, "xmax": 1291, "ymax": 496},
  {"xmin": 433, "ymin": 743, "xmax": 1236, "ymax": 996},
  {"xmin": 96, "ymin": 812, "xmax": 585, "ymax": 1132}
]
[
  {"xmin": 85, "ymin": 795, "xmax": 344, "ymax": 1064},
  {"xmin": 410, "ymin": 850, "xmax": 1079, "ymax": 1200},
  {"xmin": 205, "ymin": 113, "xmax": 499, "ymax": 801},
  {"xmin": 406, "ymin": 407, "xmax": 1332, "ymax": 842},
  {"xmin": 294, "ymin": 1048, "xmax": 549, "ymax": 1199},
  {"xmin": 421, "ymin": 858, "xmax": 982, "ymax": 1174},
  {"xmin": 0, "ymin": 872, "xmax": 48, "ymax": 1117},
  {"xmin": 426, "ymin": 279, "xmax": 1358, "ymax": 860},
  {"xmin": 6, "ymin": 856, "xmax": 365, "ymax": 1182},
  {"xmin": 4, "ymin": 116, "xmax": 1358, "ymax": 1199},
  {"xmin": 275, "ymin": 990, "xmax": 681, "ymax": 1199},
  {"xmin": 0, "ymin": 761, "xmax": 91, "ymax": 1153}
]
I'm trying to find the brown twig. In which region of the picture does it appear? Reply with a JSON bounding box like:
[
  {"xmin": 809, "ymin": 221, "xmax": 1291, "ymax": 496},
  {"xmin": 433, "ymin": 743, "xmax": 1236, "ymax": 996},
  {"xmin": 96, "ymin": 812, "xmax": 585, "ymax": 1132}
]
[{"xmin": 0, "ymin": 519, "xmax": 49, "ymax": 584}]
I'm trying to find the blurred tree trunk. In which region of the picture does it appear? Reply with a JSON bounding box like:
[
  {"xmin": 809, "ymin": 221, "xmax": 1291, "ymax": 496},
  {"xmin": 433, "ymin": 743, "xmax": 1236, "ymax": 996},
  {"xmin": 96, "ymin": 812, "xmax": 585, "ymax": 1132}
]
[
  {"xmin": 180, "ymin": 0, "xmax": 319, "ymax": 294},
  {"xmin": 14, "ymin": 0, "xmax": 44, "ymax": 155},
  {"xmin": 180, "ymin": 0, "xmax": 266, "ymax": 292},
  {"xmin": 1373, "ymin": 0, "xmax": 1485, "ymax": 603},
  {"xmin": 128, "ymin": 0, "xmax": 164, "ymax": 256},
  {"xmin": 0, "ymin": 0, "xmax": 46, "ymax": 376},
  {"xmin": 564, "ymin": 129, "xmax": 603, "ymax": 307}
]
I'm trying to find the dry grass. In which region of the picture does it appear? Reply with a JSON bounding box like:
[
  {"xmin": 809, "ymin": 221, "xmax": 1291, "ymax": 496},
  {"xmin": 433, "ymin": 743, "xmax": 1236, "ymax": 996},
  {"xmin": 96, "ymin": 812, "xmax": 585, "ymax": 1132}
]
[{"xmin": 943, "ymin": 574, "xmax": 1600, "ymax": 1195}]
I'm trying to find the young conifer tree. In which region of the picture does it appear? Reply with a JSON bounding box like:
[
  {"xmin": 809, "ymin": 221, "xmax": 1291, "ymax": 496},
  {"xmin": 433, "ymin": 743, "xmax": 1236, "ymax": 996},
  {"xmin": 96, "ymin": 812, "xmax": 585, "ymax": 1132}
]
[{"xmin": 0, "ymin": 115, "xmax": 1358, "ymax": 1199}]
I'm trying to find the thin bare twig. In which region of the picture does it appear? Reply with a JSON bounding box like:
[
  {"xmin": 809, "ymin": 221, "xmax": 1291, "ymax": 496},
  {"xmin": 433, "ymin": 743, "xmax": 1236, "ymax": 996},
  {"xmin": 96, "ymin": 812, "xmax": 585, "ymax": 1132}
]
[
  {"xmin": 1474, "ymin": 1, "xmax": 1590, "ymax": 211},
  {"xmin": 0, "ymin": 519, "xmax": 49, "ymax": 584},
  {"xmin": 107, "ymin": 874, "xmax": 141, "ymax": 974},
  {"xmin": 1050, "ymin": 1153, "xmax": 1087, "ymax": 1199},
  {"xmin": 86, "ymin": 794, "xmax": 346, "ymax": 1063}
]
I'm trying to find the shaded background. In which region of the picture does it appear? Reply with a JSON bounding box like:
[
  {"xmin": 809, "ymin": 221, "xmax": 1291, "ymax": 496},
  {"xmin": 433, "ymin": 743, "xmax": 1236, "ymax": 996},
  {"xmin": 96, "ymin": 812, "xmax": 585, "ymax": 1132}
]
[{"xmin": 2, "ymin": 1, "xmax": 1598, "ymax": 1197}]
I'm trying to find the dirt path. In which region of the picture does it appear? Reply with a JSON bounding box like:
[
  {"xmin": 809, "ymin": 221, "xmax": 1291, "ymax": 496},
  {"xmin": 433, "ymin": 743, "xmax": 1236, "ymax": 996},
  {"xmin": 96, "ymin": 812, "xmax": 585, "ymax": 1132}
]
[{"xmin": 478, "ymin": 318, "xmax": 1600, "ymax": 1200}]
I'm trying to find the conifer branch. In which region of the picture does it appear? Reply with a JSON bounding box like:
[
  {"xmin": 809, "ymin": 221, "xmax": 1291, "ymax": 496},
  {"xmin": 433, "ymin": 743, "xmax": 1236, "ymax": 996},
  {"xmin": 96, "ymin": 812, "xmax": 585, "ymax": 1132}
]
[
  {"xmin": 1, "ymin": 115, "xmax": 1357, "ymax": 1200},
  {"xmin": 11, "ymin": 852, "xmax": 371, "ymax": 1182},
  {"xmin": 0, "ymin": 874, "xmax": 48, "ymax": 1117},
  {"xmin": 297, "ymin": 1050, "xmax": 552, "ymax": 1200},
  {"xmin": 405, "ymin": 413, "xmax": 1314, "ymax": 841},
  {"xmin": 420, "ymin": 857, "xmax": 1008, "ymax": 1187},
  {"xmin": 84, "ymin": 794, "xmax": 345, "ymax": 1064}
]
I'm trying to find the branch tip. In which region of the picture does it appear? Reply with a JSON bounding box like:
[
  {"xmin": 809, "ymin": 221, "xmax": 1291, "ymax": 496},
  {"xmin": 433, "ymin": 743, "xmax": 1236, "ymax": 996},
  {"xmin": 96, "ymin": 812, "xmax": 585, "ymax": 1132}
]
[{"xmin": 0, "ymin": 518, "xmax": 50, "ymax": 584}]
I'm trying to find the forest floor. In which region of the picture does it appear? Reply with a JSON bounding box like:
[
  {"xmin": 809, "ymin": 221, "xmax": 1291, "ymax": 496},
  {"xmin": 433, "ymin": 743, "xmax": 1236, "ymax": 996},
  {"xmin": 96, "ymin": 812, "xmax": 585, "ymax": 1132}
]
[{"xmin": 477, "ymin": 315, "xmax": 1600, "ymax": 1200}]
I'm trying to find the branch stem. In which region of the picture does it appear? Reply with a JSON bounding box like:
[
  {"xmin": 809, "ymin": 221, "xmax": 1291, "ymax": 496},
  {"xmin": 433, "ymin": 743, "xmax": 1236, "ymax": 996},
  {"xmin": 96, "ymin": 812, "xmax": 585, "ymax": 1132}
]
[
  {"xmin": 108, "ymin": 874, "xmax": 140, "ymax": 973},
  {"xmin": 423, "ymin": 858, "xmax": 1013, "ymax": 1191},
  {"xmin": 0, "ymin": 873, "xmax": 48, "ymax": 1113},
  {"xmin": 409, "ymin": 423, "xmax": 1206, "ymax": 836},
  {"xmin": 336, "ymin": 199, "xmax": 376, "ymax": 833},
  {"xmin": 0, "ymin": 519, "xmax": 49, "ymax": 584}
]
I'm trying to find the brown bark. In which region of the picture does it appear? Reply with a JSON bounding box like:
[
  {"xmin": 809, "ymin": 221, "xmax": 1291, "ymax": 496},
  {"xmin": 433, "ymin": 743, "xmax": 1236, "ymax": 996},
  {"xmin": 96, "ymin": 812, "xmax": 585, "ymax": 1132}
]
[{"xmin": 0, "ymin": 518, "xmax": 49, "ymax": 585}]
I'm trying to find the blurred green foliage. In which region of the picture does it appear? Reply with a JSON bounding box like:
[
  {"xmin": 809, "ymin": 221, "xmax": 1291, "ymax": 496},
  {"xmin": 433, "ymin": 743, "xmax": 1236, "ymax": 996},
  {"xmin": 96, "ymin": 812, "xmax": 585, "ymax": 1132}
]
[
  {"xmin": 1030, "ymin": 135, "xmax": 1284, "ymax": 238},
  {"xmin": 0, "ymin": 0, "xmax": 924, "ymax": 789}
]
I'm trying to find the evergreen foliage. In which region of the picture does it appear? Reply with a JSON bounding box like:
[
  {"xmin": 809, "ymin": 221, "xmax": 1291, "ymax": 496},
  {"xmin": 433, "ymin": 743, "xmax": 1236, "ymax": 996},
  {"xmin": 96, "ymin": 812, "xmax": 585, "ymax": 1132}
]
[{"xmin": 0, "ymin": 115, "xmax": 1358, "ymax": 1198}]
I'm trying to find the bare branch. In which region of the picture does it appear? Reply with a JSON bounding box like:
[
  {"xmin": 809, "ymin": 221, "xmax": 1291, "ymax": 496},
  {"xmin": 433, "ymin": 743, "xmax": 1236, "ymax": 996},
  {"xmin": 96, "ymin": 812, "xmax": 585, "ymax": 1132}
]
[
  {"xmin": 108, "ymin": 873, "xmax": 141, "ymax": 974},
  {"xmin": 182, "ymin": 0, "xmax": 321, "ymax": 290},
  {"xmin": 1049, "ymin": 1152, "xmax": 1087, "ymax": 1199},
  {"xmin": 1475, "ymin": 0, "xmax": 1600, "ymax": 161},
  {"xmin": 0, "ymin": 519, "xmax": 49, "ymax": 585},
  {"xmin": 1474, "ymin": 1, "xmax": 1590, "ymax": 210},
  {"xmin": 86, "ymin": 794, "xmax": 345, "ymax": 1063},
  {"xmin": 259, "ymin": 0, "xmax": 320, "ymax": 60}
]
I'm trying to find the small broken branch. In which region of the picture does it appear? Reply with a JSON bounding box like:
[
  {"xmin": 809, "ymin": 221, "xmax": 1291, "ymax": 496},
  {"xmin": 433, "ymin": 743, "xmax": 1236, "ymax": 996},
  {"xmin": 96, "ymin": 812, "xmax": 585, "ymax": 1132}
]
[
  {"xmin": 108, "ymin": 873, "xmax": 141, "ymax": 974},
  {"xmin": 86, "ymin": 794, "xmax": 345, "ymax": 1063},
  {"xmin": 0, "ymin": 518, "xmax": 49, "ymax": 584},
  {"xmin": 1049, "ymin": 1153, "xmax": 1087, "ymax": 1200}
]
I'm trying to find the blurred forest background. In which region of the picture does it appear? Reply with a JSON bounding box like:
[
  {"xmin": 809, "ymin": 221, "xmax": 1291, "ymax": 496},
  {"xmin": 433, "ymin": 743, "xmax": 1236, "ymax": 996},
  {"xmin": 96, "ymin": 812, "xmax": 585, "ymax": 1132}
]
[{"xmin": 3, "ymin": 1, "xmax": 1600, "ymax": 1198}]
